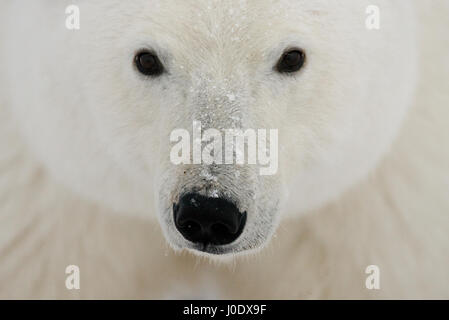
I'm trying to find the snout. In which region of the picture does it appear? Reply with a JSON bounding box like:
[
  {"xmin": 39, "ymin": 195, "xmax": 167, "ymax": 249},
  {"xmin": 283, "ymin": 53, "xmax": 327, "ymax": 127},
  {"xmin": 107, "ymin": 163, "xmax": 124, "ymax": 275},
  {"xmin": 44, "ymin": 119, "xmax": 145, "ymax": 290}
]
[{"xmin": 173, "ymin": 193, "xmax": 247, "ymax": 249}]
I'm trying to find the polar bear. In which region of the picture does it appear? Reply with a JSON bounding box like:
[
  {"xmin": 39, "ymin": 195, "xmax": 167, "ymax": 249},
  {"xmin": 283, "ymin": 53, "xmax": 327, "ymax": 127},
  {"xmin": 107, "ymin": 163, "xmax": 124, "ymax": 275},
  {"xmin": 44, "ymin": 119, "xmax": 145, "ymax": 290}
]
[{"xmin": 0, "ymin": 0, "xmax": 448, "ymax": 299}]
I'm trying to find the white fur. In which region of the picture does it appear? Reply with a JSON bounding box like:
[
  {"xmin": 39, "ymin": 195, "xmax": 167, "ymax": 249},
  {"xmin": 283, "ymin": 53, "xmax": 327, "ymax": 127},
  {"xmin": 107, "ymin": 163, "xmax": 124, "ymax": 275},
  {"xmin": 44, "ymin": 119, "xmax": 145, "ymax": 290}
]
[{"xmin": 0, "ymin": 0, "xmax": 448, "ymax": 298}]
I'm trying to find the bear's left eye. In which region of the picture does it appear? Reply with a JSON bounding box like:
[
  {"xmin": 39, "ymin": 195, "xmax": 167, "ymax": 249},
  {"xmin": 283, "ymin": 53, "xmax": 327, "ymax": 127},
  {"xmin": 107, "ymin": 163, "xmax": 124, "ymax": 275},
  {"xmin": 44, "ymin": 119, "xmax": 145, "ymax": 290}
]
[
  {"xmin": 276, "ymin": 49, "xmax": 306, "ymax": 74},
  {"xmin": 134, "ymin": 51, "xmax": 165, "ymax": 77}
]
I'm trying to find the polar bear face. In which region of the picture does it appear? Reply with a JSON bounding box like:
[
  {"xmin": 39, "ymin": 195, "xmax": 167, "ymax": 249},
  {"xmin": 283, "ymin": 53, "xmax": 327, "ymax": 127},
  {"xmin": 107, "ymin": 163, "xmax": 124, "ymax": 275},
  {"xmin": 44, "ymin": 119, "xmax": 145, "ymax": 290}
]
[{"xmin": 5, "ymin": 0, "xmax": 417, "ymax": 256}]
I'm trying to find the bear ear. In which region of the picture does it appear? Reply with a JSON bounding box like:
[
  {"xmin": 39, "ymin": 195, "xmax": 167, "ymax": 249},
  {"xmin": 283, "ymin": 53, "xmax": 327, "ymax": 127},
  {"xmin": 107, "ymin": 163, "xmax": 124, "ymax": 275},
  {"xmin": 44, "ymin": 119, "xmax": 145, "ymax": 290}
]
[
  {"xmin": 276, "ymin": 49, "xmax": 306, "ymax": 74},
  {"xmin": 134, "ymin": 50, "xmax": 165, "ymax": 77}
]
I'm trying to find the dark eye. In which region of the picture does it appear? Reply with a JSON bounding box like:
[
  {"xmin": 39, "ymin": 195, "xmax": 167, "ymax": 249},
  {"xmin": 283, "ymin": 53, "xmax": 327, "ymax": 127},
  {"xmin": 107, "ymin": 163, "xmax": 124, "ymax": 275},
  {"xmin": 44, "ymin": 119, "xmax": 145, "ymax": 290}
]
[
  {"xmin": 134, "ymin": 51, "xmax": 164, "ymax": 76},
  {"xmin": 276, "ymin": 49, "xmax": 306, "ymax": 74}
]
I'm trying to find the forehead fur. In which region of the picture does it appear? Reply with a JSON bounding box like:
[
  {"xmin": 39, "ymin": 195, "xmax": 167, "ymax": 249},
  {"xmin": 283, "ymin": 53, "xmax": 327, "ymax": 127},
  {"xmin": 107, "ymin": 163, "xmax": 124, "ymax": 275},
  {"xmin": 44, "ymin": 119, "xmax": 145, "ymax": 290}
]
[{"xmin": 88, "ymin": 0, "xmax": 337, "ymax": 56}]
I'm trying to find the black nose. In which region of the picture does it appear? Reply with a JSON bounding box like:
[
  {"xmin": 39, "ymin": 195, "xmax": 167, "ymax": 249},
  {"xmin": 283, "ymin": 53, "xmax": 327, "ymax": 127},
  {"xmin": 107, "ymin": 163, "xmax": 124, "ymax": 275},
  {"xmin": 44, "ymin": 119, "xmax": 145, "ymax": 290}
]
[{"xmin": 173, "ymin": 193, "xmax": 247, "ymax": 246}]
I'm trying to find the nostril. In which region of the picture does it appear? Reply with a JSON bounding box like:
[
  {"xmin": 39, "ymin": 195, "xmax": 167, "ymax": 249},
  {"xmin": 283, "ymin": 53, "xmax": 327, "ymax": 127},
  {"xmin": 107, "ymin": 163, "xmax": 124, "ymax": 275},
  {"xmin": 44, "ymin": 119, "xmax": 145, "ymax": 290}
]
[
  {"xmin": 180, "ymin": 220, "xmax": 201, "ymax": 234},
  {"xmin": 211, "ymin": 222, "xmax": 232, "ymax": 237},
  {"xmin": 173, "ymin": 193, "xmax": 246, "ymax": 246}
]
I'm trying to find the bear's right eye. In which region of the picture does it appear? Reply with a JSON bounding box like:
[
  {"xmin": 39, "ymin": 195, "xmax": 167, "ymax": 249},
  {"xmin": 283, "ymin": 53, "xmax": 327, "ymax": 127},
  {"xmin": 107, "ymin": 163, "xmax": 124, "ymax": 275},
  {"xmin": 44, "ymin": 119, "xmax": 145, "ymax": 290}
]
[
  {"xmin": 276, "ymin": 49, "xmax": 306, "ymax": 74},
  {"xmin": 134, "ymin": 51, "xmax": 165, "ymax": 77}
]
